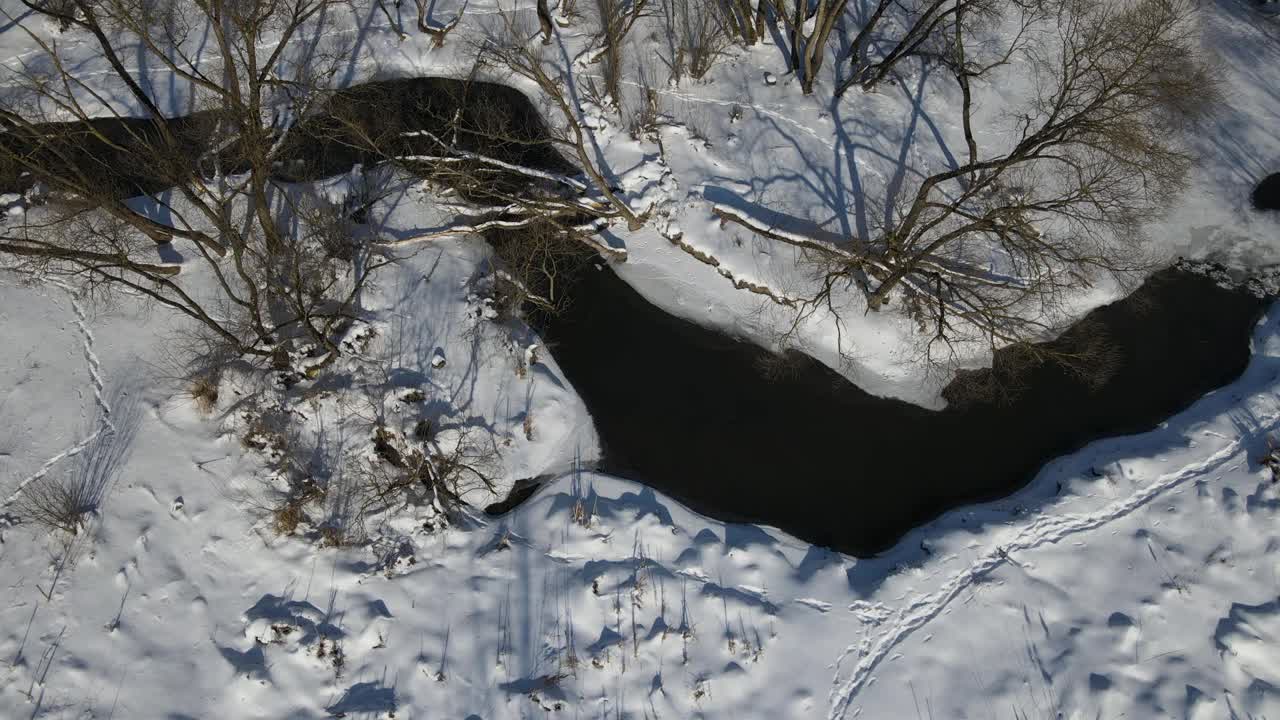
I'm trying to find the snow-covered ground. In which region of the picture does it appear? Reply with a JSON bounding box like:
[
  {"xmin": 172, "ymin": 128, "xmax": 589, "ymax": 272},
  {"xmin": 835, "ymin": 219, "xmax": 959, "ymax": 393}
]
[
  {"xmin": 2, "ymin": 243, "xmax": 1280, "ymax": 718},
  {"xmin": 2, "ymin": 0, "xmax": 1280, "ymax": 717}
]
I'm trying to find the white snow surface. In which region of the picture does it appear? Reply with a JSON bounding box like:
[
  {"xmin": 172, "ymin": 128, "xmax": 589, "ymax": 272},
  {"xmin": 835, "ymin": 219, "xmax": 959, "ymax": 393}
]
[
  {"xmin": 2, "ymin": 245, "xmax": 1280, "ymax": 718},
  {"xmin": 1, "ymin": 0, "xmax": 1280, "ymax": 718}
]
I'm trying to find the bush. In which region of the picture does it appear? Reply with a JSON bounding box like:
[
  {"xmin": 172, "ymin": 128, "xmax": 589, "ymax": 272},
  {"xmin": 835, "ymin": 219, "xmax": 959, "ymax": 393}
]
[
  {"xmin": 272, "ymin": 501, "xmax": 304, "ymax": 535},
  {"xmin": 658, "ymin": 0, "xmax": 732, "ymax": 83},
  {"xmin": 190, "ymin": 375, "xmax": 219, "ymax": 414},
  {"xmin": 11, "ymin": 474, "xmax": 96, "ymax": 535}
]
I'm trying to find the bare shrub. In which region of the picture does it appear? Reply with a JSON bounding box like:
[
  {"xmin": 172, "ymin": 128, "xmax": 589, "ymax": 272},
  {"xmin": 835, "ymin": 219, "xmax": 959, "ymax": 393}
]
[
  {"xmin": 190, "ymin": 375, "xmax": 219, "ymax": 414},
  {"xmin": 272, "ymin": 500, "xmax": 305, "ymax": 535},
  {"xmin": 590, "ymin": 0, "xmax": 652, "ymax": 107},
  {"xmin": 753, "ymin": 348, "xmax": 806, "ymax": 381},
  {"xmin": 350, "ymin": 425, "xmax": 502, "ymax": 529},
  {"xmin": 627, "ymin": 77, "xmax": 663, "ymax": 140},
  {"xmin": 659, "ymin": 0, "xmax": 732, "ymax": 80},
  {"xmin": 624, "ymin": 60, "xmax": 665, "ymax": 139},
  {"xmin": 11, "ymin": 474, "xmax": 96, "ymax": 535},
  {"xmin": 245, "ymin": 418, "xmax": 333, "ymax": 539},
  {"xmin": 942, "ymin": 317, "xmax": 1122, "ymax": 406},
  {"xmin": 488, "ymin": 220, "xmax": 596, "ymax": 317},
  {"xmin": 241, "ymin": 408, "xmax": 288, "ymax": 455},
  {"xmin": 9, "ymin": 384, "xmax": 137, "ymax": 537},
  {"xmin": 1262, "ymin": 437, "xmax": 1280, "ymax": 482},
  {"xmin": 317, "ymin": 524, "xmax": 348, "ymax": 547}
]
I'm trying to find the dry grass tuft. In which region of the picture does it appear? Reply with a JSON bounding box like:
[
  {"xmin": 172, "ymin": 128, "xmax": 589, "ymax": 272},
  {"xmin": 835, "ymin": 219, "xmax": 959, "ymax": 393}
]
[
  {"xmin": 318, "ymin": 524, "xmax": 347, "ymax": 547},
  {"xmin": 190, "ymin": 375, "xmax": 219, "ymax": 414},
  {"xmin": 272, "ymin": 501, "xmax": 304, "ymax": 535},
  {"xmin": 11, "ymin": 474, "xmax": 94, "ymax": 535}
]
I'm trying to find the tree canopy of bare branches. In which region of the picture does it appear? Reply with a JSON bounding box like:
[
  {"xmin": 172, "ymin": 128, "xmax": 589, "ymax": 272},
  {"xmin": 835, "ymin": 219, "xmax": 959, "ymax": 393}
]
[
  {"xmin": 657, "ymin": 0, "xmax": 734, "ymax": 81},
  {"xmin": 720, "ymin": 0, "xmax": 1215, "ymax": 367},
  {"xmin": 838, "ymin": 0, "xmax": 1010, "ymax": 94},
  {"xmin": 469, "ymin": 14, "xmax": 651, "ymax": 239},
  {"xmin": 0, "ymin": 0, "xmax": 389, "ymax": 372}
]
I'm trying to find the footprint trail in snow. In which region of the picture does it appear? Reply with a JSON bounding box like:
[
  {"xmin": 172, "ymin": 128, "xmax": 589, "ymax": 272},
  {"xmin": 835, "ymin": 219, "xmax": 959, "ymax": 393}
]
[
  {"xmin": 826, "ymin": 412, "xmax": 1278, "ymax": 719},
  {"xmin": 1, "ymin": 285, "xmax": 114, "ymax": 508}
]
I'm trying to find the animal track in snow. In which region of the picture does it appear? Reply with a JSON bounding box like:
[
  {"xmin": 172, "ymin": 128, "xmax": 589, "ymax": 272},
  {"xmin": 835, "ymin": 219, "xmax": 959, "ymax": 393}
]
[
  {"xmin": 2, "ymin": 285, "xmax": 114, "ymax": 508},
  {"xmin": 826, "ymin": 421, "xmax": 1273, "ymax": 719}
]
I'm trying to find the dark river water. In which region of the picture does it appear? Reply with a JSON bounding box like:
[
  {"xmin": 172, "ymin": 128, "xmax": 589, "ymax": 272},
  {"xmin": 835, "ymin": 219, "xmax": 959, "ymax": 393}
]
[
  {"xmin": 529, "ymin": 262, "xmax": 1269, "ymax": 555},
  {"xmin": 4, "ymin": 77, "xmax": 1270, "ymax": 556}
]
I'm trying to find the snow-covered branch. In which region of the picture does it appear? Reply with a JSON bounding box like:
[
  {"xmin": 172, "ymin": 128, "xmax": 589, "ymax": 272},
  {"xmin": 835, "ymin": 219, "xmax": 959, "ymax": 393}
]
[{"xmin": 398, "ymin": 130, "xmax": 589, "ymax": 192}]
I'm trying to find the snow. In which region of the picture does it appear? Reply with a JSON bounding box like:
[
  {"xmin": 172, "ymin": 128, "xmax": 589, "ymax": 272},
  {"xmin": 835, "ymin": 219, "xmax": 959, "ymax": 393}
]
[
  {"xmin": 1, "ymin": 0, "xmax": 1280, "ymax": 718},
  {"xmin": 2, "ymin": 260, "xmax": 1280, "ymax": 717}
]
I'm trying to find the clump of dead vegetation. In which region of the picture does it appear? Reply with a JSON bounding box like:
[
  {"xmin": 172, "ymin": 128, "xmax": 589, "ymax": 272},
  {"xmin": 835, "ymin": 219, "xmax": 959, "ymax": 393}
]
[
  {"xmin": 189, "ymin": 374, "xmax": 220, "ymax": 414},
  {"xmin": 10, "ymin": 474, "xmax": 97, "ymax": 536}
]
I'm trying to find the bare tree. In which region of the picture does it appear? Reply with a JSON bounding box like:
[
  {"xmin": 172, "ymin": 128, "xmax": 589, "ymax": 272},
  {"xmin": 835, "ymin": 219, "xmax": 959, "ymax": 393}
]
[
  {"xmin": 588, "ymin": 0, "xmax": 652, "ymax": 107},
  {"xmin": 537, "ymin": 0, "xmax": 556, "ymax": 42},
  {"xmin": 375, "ymin": 0, "xmax": 406, "ymax": 38},
  {"xmin": 772, "ymin": 0, "xmax": 849, "ymax": 93},
  {"xmin": 0, "ymin": 0, "xmax": 391, "ymax": 371},
  {"xmin": 716, "ymin": 0, "xmax": 1214, "ymax": 365},
  {"xmin": 415, "ymin": 0, "xmax": 465, "ymax": 46},
  {"xmin": 718, "ymin": 0, "xmax": 769, "ymax": 45},
  {"xmin": 658, "ymin": 0, "xmax": 733, "ymax": 81},
  {"xmin": 837, "ymin": 0, "xmax": 1009, "ymax": 95}
]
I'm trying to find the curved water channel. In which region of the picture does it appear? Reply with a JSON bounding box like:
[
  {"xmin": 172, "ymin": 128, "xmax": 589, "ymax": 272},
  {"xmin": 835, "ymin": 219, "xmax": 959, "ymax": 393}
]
[
  {"xmin": 535, "ymin": 262, "xmax": 1268, "ymax": 555},
  {"xmin": 4, "ymin": 77, "xmax": 1271, "ymax": 556}
]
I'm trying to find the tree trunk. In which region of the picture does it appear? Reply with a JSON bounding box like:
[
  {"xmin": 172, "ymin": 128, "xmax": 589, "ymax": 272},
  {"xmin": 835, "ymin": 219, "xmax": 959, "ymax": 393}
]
[{"xmin": 537, "ymin": 0, "xmax": 554, "ymax": 44}]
